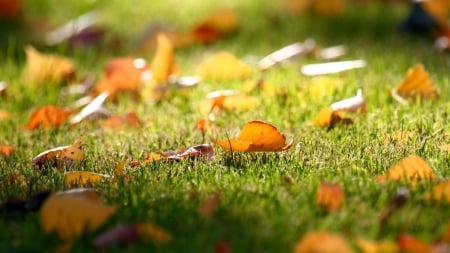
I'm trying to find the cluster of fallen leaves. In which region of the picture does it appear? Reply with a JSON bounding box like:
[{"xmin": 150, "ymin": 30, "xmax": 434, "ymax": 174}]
[{"xmin": 1, "ymin": 4, "xmax": 450, "ymax": 253}]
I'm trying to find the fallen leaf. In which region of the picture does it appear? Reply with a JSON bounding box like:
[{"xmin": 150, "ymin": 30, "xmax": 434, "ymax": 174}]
[
  {"xmin": 136, "ymin": 223, "xmax": 172, "ymax": 244},
  {"xmin": 69, "ymin": 92, "xmax": 110, "ymax": 125},
  {"xmin": 298, "ymin": 76, "xmax": 345, "ymax": 104},
  {"xmin": 355, "ymin": 237, "xmax": 399, "ymax": 253},
  {"xmin": 103, "ymin": 111, "xmax": 142, "ymax": 129},
  {"xmin": 196, "ymin": 51, "xmax": 252, "ymax": 81},
  {"xmin": 64, "ymin": 171, "xmax": 111, "ymax": 188},
  {"xmin": 215, "ymin": 120, "xmax": 293, "ymax": 152},
  {"xmin": 23, "ymin": 45, "xmax": 75, "ymax": 85},
  {"xmin": 33, "ymin": 137, "xmax": 85, "ymax": 171},
  {"xmin": 383, "ymin": 131, "xmax": 415, "ymax": 145},
  {"xmin": 331, "ymin": 89, "xmax": 366, "ymax": 113},
  {"xmin": 199, "ymin": 90, "xmax": 260, "ymax": 118},
  {"xmin": 144, "ymin": 143, "xmax": 214, "ymax": 163},
  {"xmin": 198, "ymin": 192, "xmax": 221, "ymax": 218},
  {"xmin": 0, "ymin": 144, "xmax": 14, "ymax": 156},
  {"xmin": 423, "ymin": 180, "xmax": 450, "ymax": 204},
  {"xmin": 300, "ymin": 59, "xmax": 365, "ymax": 76},
  {"xmin": 96, "ymin": 57, "xmax": 149, "ymax": 98},
  {"xmin": 390, "ymin": 64, "xmax": 439, "ymax": 104},
  {"xmin": 376, "ymin": 155, "xmax": 437, "ymax": 183},
  {"xmin": 142, "ymin": 33, "xmax": 177, "ymax": 101},
  {"xmin": 294, "ymin": 231, "xmax": 354, "ymax": 253},
  {"xmin": 40, "ymin": 188, "xmax": 117, "ymax": 240},
  {"xmin": 397, "ymin": 234, "xmax": 434, "ymax": 253},
  {"xmin": 189, "ymin": 8, "xmax": 238, "ymax": 44},
  {"xmin": 312, "ymin": 107, "xmax": 352, "ymax": 128},
  {"xmin": 258, "ymin": 40, "xmax": 316, "ymax": 70},
  {"xmin": 316, "ymin": 181, "xmax": 345, "ymax": 212},
  {"xmin": 23, "ymin": 105, "xmax": 72, "ymax": 130}
]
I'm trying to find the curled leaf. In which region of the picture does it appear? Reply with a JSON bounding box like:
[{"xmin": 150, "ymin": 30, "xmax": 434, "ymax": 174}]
[
  {"xmin": 376, "ymin": 155, "xmax": 436, "ymax": 184},
  {"xmin": 301, "ymin": 59, "xmax": 365, "ymax": 76},
  {"xmin": 331, "ymin": 89, "xmax": 366, "ymax": 113},
  {"xmin": 40, "ymin": 188, "xmax": 117, "ymax": 240},
  {"xmin": 294, "ymin": 231, "xmax": 354, "ymax": 253},
  {"xmin": 316, "ymin": 181, "xmax": 345, "ymax": 212},
  {"xmin": 215, "ymin": 120, "xmax": 293, "ymax": 152},
  {"xmin": 258, "ymin": 40, "xmax": 316, "ymax": 70},
  {"xmin": 196, "ymin": 51, "xmax": 252, "ymax": 81},
  {"xmin": 33, "ymin": 137, "xmax": 84, "ymax": 171},
  {"xmin": 69, "ymin": 92, "xmax": 110, "ymax": 125},
  {"xmin": 23, "ymin": 105, "xmax": 72, "ymax": 130}
]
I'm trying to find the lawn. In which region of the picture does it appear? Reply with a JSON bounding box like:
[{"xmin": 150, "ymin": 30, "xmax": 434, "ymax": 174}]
[{"xmin": 1, "ymin": 1, "xmax": 450, "ymax": 252}]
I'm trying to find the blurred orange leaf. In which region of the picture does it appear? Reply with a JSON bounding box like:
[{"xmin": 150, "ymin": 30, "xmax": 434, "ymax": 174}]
[
  {"xmin": 23, "ymin": 105, "xmax": 72, "ymax": 130},
  {"xmin": 376, "ymin": 155, "xmax": 437, "ymax": 183},
  {"xmin": 33, "ymin": 137, "xmax": 85, "ymax": 171},
  {"xmin": 312, "ymin": 107, "xmax": 352, "ymax": 128},
  {"xmin": 40, "ymin": 188, "xmax": 117, "ymax": 241},
  {"xmin": 312, "ymin": 0, "xmax": 347, "ymax": 16},
  {"xmin": 196, "ymin": 51, "xmax": 252, "ymax": 81},
  {"xmin": 422, "ymin": 0, "xmax": 450, "ymax": 28},
  {"xmin": 390, "ymin": 64, "xmax": 439, "ymax": 104},
  {"xmin": 143, "ymin": 33, "xmax": 177, "ymax": 101},
  {"xmin": 23, "ymin": 45, "xmax": 75, "ymax": 85},
  {"xmin": 103, "ymin": 111, "xmax": 142, "ymax": 129},
  {"xmin": 355, "ymin": 237, "xmax": 399, "ymax": 253},
  {"xmin": 199, "ymin": 90, "xmax": 260, "ymax": 118},
  {"xmin": 190, "ymin": 8, "xmax": 238, "ymax": 44},
  {"xmin": 0, "ymin": 109, "xmax": 10, "ymax": 120},
  {"xmin": 144, "ymin": 143, "xmax": 214, "ymax": 163},
  {"xmin": 0, "ymin": 0, "xmax": 22, "ymax": 19},
  {"xmin": 316, "ymin": 181, "xmax": 345, "ymax": 212},
  {"xmin": 423, "ymin": 180, "xmax": 450, "ymax": 204},
  {"xmin": 397, "ymin": 234, "xmax": 434, "ymax": 253},
  {"xmin": 215, "ymin": 120, "xmax": 293, "ymax": 152},
  {"xmin": 294, "ymin": 231, "xmax": 354, "ymax": 253},
  {"xmin": 198, "ymin": 192, "xmax": 221, "ymax": 219},
  {"xmin": 0, "ymin": 144, "xmax": 14, "ymax": 156},
  {"xmin": 96, "ymin": 57, "xmax": 149, "ymax": 98},
  {"xmin": 64, "ymin": 171, "xmax": 111, "ymax": 188}
]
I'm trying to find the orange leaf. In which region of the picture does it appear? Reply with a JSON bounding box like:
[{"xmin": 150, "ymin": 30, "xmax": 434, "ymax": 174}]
[
  {"xmin": 190, "ymin": 8, "xmax": 238, "ymax": 44},
  {"xmin": 390, "ymin": 64, "xmax": 439, "ymax": 104},
  {"xmin": 423, "ymin": 180, "xmax": 450, "ymax": 204},
  {"xmin": 355, "ymin": 237, "xmax": 399, "ymax": 253},
  {"xmin": 23, "ymin": 105, "xmax": 72, "ymax": 130},
  {"xmin": 199, "ymin": 90, "xmax": 260, "ymax": 117},
  {"xmin": 397, "ymin": 234, "xmax": 434, "ymax": 253},
  {"xmin": 294, "ymin": 231, "xmax": 354, "ymax": 253},
  {"xmin": 33, "ymin": 137, "xmax": 85, "ymax": 171},
  {"xmin": 215, "ymin": 121, "xmax": 293, "ymax": 152},
  {"xmin": 198, "ymin": 192, "xmax": 221, "ymax": 218},
  {"xmin": 316, "ymin": 181, "xmax": 345, "ymax": 212},
  {"xmin": 312, "ymin": 107, "xmax": 352, "ymax": 128},
  {"xmin": 0, "ymin": 144, "xmax": 14, "ymax": 156},
  {"xmin": 311, "ymin": 0, "xmax": 347, "ymax": 16},
  {"xmin": 376, "ymin": 155, "xmax": 437, "ymax": 183},
  {"xmin": 143, "ymin": 33, "xmax": 177, "ymax": 101},
  {"xmin": 64, "ymin": 171, "xmax": 111, "ymax": 188},
  {"xmin": 196, "ymin": 51, "xmax": 252, "ymax": 81},
  {"xmin": 40, "ymin": 188, "xmax": 117, "ymax": 241},
  {"xmin": 96, "ymin": 57, "xmax": 149, "ymax": 98},
  {"xmin": 103, "ymin": 111, "xmax": 142, "ymax": 129},
  {"xmin": 23, "ymin": 45, "xmax": 75, "ymax": 85}
]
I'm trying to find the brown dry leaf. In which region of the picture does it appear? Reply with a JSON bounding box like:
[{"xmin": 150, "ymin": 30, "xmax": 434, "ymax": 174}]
[
  {"xmin": 0, "ymin": 144, "xmax": 14, "ymax": 156},
  {"xmin": 189, "ymin": 8, "xmax": 238, "ymax": 44},
  {"xmin": 423, "ymin": 180, "xmax": 450, "ymax": 204},
  {"xmin": 23, "ymin": 105, "xmax": 72, "ymax": 130},
  {"xmin": 390, "ymin": 64, "xmax": 439, "ymax": 104},
  {"xmin": 376, "ymin": 155, "xmax": 437, "ymax": 184},
  {"xmin": 23, "ymin": 45, "xmax": 75, "ymax": 85},
  {"xmin": 383, "ymin": 131, "xmax": 415, "ymax": 145},
  {"xmin": 215, "ymin": 120, "xmax": 293, "ymax": 152},
  {"xmin": 33, "ymin": 137, "xmax": 85, "ymax": 171},
  {"xmin": 143, "ymin": 143, "xmax": 214, "ymax": 163},
  {"xmin": 136, "ymin": 223, "xmax": 172, "ymax": 244},
  {"xmin": 294, "ymin": 231, "xmax": 354, "ymax": 253},
  {"xmin": 397, "ymin": 234, "xmax": 434, "ymax": 253},
  {"xmin": 355, "ymin": 237, "xmax": 399, "ymax": 253},
  {"xmin": 40, "ymin": 188, "xmax": 117, "ymax": 241},
  {"xmin": 312, "ymin": 107, "xmax": 352, "ymax": 128},
  {"xmin": 143, "ymin": 33, "xmax": 177, "ymax": 101},
  {"xmin": 103, "ymin": 111, "xmax": 142, "ymax": 129},
  {"xmin": 316, "ymin": 181, "xmax": 345, "ymax": 212},
  {"xmin": 196, "ymin": 51, "xmax": 252, "ymax": 81},
  {"xmin": 0, "ymin": 109, "xmax": 10, "ymax": 120},
  {"xmin": 64, "ymin": 171, "xmax": 111, "ymax": 188},
  {"xmin": 198, "ymin": 192, "xmax": 221, "ymax": 219},
  {"xmin": 96, "ymin": 57, "xmax": 149, "ymax": 98}
]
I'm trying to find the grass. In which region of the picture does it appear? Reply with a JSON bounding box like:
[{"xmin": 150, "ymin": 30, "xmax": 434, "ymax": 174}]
[{"xmin": 1, "ymin": 1, "xmax": 450, "ymax": 252}]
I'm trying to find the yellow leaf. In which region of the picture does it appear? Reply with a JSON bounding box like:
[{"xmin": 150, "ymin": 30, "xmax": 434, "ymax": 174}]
[
  {"xmin": 355, "ymin": 237, "xmax": 399, "ymax": 253},
  {"xmin": 64, "ymin": 171, "xmax": 111, "ymax": 188},
  {"xmin": 423, "ymin": 180, "xmax": 450, "ymax": 204},
  {"xmin": 422, "ymin": 0, "xmax": 450, "ymax": 28},
  {"xmin": 199, "ymin": 90, "xmax": 260, "ymax": 116},
  {"xmin": 390, "ymin": 64, "xmax": 439, "ymax": 103},
  {"xmin": 136, "ymin": 223, "xmax": 172, "ymax": 244},
  {"xmin": 215, "ymin": 120, "xmax": 293, "ymax": 152},
  {"xmin": 33, "ymin": 137, "xmax": 85, "ymax": 171},
  {"xmin": 196, "ymin": 51, "xmax": 252, "ymax": 81},
  {"xmin": 298, "ymin": 76, "xmax": 345, "ymax": 104},
  {"xmin": 316, "ymin": 181, "xmax": 345, "ymax": 212},
  {"xmin": 376, "ymin": 155, "xmax": 437, "ymax": 183},
  {"xmin": 40, "ymin": 188, "xmax": 117, "ymax": 240},
  {"xmin": 312, "ymin": 107, "xmax": 352, "ymax": 128},
  {"xmin": 24, "ymin": 45, "xmax": 75, "ymax": 85},
  {"xmin": 294, "ymin": 231, "xmax": 354, "ymax": 253}
]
